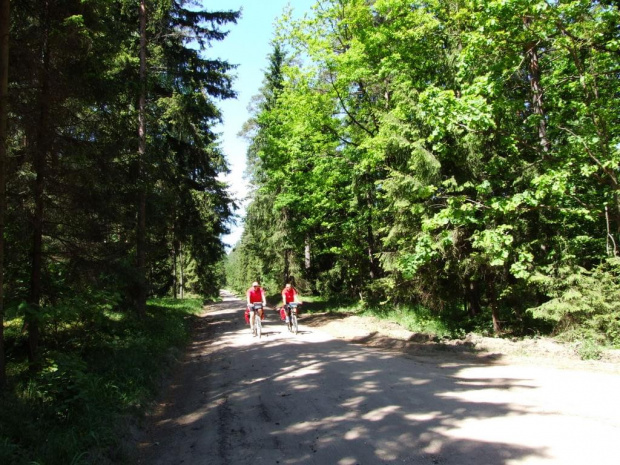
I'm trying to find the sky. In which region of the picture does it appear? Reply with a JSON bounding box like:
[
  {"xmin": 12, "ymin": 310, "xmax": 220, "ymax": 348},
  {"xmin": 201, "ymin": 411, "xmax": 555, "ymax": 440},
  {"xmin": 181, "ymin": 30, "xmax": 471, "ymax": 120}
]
[{"xmin": 200, "ymin": 1, "xmax": 316, "ymax": 250}]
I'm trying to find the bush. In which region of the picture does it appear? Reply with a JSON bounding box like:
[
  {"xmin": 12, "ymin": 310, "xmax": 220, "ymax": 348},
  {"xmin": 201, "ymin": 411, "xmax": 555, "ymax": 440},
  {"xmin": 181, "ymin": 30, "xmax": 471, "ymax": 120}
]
[
  {"xmin": 576, "ymin": 339, "xmax": 603, "ymax": 361},
  {"xmin": 528, "ymin": 258, "xmax": 620, "ymax": 346}
]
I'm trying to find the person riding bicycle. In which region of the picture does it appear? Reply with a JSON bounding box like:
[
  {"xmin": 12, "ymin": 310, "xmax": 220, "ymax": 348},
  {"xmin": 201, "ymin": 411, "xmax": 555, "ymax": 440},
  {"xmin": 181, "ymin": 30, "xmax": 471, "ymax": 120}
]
[
  {"xmin": 281, "ymin": 283, "xmax": 301, "ymax": 323},
  {"xmin": 246, "ymin": 281, "xmax": 266, "ymax": 333}
]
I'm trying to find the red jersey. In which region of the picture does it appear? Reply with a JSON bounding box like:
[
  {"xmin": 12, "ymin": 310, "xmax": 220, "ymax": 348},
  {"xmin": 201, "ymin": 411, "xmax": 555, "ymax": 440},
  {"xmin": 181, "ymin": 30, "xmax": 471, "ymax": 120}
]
[
  {"xmin": 247, "ymin": 286, "xmax": 264, "ymax": 303},
  {"xmin": 282, "ymin": 287, "xmax": 297, "ymax": 304}
]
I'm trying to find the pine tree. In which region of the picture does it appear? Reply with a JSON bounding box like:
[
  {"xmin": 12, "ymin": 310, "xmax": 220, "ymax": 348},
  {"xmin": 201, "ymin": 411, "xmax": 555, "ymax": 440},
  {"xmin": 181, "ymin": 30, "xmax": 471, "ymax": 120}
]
[{"xmin": 0, "ymin": 0, "xmax": 9, "ymax": 387}]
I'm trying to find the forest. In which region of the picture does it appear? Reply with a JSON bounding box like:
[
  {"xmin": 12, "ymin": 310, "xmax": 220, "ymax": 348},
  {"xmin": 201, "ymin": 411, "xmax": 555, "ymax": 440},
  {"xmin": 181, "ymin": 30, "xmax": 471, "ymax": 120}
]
[
  {"xmin": 226, "ymin": 0, "xmax": 620, "ymax": 344},
  {"xmin": 0, "ymin": 1, "xmax": 239, "ymax": 462},
  {"xmin": 0, "ymin": 0, "xmax": 619, "ymax": 463}
]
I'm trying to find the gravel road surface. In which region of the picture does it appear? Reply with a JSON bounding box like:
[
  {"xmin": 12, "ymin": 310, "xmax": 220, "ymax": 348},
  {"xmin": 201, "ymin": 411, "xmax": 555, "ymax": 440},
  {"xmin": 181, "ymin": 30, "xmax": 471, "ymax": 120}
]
[{"xmin": 136, "ymin": 291, "xmax": 620, "ymax": 465}]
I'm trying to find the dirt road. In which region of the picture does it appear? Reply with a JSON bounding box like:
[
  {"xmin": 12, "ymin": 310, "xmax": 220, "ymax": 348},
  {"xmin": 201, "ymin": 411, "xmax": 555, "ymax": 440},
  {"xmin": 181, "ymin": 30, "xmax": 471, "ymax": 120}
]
[{"xmin": 136, "ymin": 291, "xmax": 620, "ymax": 464}]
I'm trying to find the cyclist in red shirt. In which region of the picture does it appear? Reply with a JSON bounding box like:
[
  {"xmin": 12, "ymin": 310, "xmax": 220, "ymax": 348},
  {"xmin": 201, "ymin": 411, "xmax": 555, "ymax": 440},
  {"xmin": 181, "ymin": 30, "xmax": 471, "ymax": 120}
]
[
  {"xmin": 281, "ymin": 283, "xmax": 301, "ymax": 323},
  {"xmin": 246, "ymin": 281, "xmax": 266, "ymax": 331}
]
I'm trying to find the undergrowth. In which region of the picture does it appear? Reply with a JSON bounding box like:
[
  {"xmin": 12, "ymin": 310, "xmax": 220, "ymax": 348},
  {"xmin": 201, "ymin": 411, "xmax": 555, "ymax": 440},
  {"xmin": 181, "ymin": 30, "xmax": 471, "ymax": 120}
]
[
  {"xmin": 300, "ymin": 296, "xmax": 454, "ymax": 338},
  {"xmin": 0, "ymin": 297, "xmax": 203, "ymax": 465},
  {"xmin": 359, "ymin": 305, "xmax": 454, "ymax": 338}
]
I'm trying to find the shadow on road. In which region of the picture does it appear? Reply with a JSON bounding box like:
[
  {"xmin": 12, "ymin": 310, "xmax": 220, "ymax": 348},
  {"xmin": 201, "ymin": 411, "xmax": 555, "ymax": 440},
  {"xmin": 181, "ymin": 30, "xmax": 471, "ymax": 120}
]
[{"xmin": 138, "ymin": 292, "xmax": 552, "ymax": 465}]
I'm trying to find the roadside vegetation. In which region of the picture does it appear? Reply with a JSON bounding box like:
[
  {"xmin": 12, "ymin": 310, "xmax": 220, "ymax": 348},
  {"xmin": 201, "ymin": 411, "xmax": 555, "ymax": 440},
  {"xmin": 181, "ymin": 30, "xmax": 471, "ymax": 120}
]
[
  {"xmin": 226, "ymin": 0, "xmax": 620, "ymax": 355},
  {"xmin": 0, "ymin": 297, "xmax": 203, "ymax": 465},
  {"xmin": 230, "ymin": 272, "xmax": 619, "ymax": 361},
  {"xmin": 266, "ymin": 295, "xmax": 551, "ymax": 342}
]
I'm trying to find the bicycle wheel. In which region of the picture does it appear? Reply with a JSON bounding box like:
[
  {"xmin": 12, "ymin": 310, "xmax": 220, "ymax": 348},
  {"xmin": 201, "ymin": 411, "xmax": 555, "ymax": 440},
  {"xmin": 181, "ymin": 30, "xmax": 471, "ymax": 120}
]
[
  {"xmin": 291, "ymin": 313, "xmax": 298, "ymax": 335},
  {"xmin": 249, "ymin": 312, "xmax": 257, "ymax": 336},
  {"xmin": 256, "ymin": 314, "xmax": 262, "ymax": 338}
]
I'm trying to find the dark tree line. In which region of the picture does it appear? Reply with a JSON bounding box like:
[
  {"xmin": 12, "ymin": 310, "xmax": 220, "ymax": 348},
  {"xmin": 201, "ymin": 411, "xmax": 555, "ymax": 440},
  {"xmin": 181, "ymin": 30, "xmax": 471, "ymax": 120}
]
[{"xmin": 0, "ymin": 0, "xmax": 239, "ymax": 387}]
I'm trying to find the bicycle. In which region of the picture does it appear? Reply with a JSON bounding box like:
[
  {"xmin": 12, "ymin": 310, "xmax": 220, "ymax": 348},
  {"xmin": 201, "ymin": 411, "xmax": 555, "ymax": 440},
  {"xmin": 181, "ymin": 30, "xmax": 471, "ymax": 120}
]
[
  {"xmin": 286, "ymin": 302, "xmax": 300, "ymax": 335},
  {"xmin": 249, "ymin": 302, "xmax": 263, "ymax": 338}
]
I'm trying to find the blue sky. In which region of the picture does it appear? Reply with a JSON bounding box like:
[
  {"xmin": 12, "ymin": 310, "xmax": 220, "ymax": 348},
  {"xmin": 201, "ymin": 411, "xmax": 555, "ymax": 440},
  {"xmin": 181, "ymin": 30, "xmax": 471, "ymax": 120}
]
[{"xmin": 200, "ymin": 1, "xmax": 316, "ymax": 249}]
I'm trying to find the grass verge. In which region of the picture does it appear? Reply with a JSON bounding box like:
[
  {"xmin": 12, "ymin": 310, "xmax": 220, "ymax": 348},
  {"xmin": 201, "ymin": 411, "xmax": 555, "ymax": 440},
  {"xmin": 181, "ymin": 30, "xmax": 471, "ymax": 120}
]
[
  {"xmin": 299, "ymin": 296, "xmax": 453, "ymax": 338},
  {"xmin": 358, "ymin": 305, "xmax": 453, "ymax": 338},
  {"xmin": 0, "ymin": 297, "xmax": 203, "ymax": 465}
]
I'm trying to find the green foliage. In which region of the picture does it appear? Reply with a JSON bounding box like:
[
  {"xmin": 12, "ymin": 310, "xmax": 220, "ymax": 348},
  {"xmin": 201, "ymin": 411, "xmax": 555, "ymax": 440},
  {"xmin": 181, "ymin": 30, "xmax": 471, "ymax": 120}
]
[
  {"xmin": 360, "ymin": 304, "xmax": 454, "ymax": 339},
  {"xmin": 577, "ymin": 339, "xmax": 603, "ymax": 361},
  {"xmin": 227, "ymin": 42, "xmax": 311, "ymax": 295},
  {"xmin": 299, "ymin": 295, "xmax": 361, "ymax": 314},
  {"xmin": 0, "ymin": 297, "xmax": 202, "ymax": 464},
  {"xmin": 227, "ymin": 0, "xmax": 620, "ymax": 339},
  {"xmin": 2, "ymin": 0, "xmax": 238, "ymax": 384},
  {"xmin": 529, "ymin": 258, "xmax": 620, "ymax": 346}
]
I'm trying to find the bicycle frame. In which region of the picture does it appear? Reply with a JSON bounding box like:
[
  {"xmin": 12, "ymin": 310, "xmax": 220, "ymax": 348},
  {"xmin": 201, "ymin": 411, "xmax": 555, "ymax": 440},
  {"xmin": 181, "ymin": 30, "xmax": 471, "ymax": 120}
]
[
  {"xmin": 286, "ymin": 302, "xmax": 299, "ymax": 334},
  {"xmin": 249, "ymin": 302, "xmax": 263, "ymax": 338}
]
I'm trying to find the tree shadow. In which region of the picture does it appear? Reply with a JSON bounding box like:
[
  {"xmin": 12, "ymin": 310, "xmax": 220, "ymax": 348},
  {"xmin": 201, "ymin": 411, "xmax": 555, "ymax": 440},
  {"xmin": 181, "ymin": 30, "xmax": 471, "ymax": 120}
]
[{"xmin": 138, "ymin": 297, "xmax": 559, "ymax": 465}]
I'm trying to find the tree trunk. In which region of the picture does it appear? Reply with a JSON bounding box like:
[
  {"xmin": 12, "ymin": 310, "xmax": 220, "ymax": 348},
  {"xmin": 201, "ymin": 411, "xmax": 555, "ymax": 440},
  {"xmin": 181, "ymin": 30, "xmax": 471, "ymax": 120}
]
[
  {"xmin": 281, "ymin": 207, "xmax": 291, "ymax": 284},
  {"xmin": 28, "ymin": 1, "xmax": 52, "ymax": 367},
  {"xmin": 283, "ymin": 249, "xmax": 290, "ymax": 284},
  {"xmin": 173, "ymin": 238, "xmax": 178, "ymax": 298},
  {"xmin": 179, "ymin": 242, "xmax": 184, "ymax": 299},
  {"xmin": 486, "ymin": 277, "xmax": 502, "ymax": 334},
  {"xmin": 136, "ymin": 0, "xmax": 147, "ymax": 317},
  {"xmin": 304, "ymin": 237, "xmax": 311, "ymax": 270},
  {"xmin": 367, "ymin": 224, "xmax": 377, "ymax": 280},
  {"xmin": 366, "ymin": 190, "xmax": 380, "ymax": 280},
  {"xmin": 465, "ymin": 279, "xmax": 482, "ymax": 317},
  {"xmin": 0, "ymin": 0, "xmax": 10, "ymax": 388},
  {"xmin": 491, "ymin": 302, "xmax": 501, "ymax": 335},
  {"xmin": 523, "ymin": 16, "xmax": 550, "ymax": 153}
]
